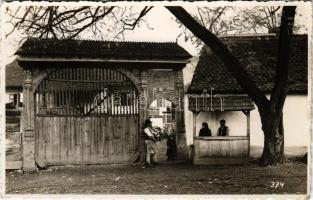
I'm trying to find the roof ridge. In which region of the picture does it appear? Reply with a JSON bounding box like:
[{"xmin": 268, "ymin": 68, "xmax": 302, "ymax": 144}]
[
  {"xmin": 218, "ymin": 33, "xmax": 308, "ymax": 38},
  {"xmin": 26, "ymin": 37, "xmax": 177, "ymax": 44}
]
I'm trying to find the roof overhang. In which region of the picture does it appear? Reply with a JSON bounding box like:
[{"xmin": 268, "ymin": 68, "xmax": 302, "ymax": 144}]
[
  {"xmin": 17, "ymin": 56, "xmax": 190, "ymax": 65},
  {"xmin": 188, "ymin": 94, "xmax": 255, "ymax": 112}
]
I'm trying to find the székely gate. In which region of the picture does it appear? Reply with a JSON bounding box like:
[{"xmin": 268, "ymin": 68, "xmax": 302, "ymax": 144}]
[
  {"xmin": 35, "ymin": 67, "xmax": 139, "ymax": 166},
  {"xmin": 16, "ymin": 38, "xmax": 191, "ymax": 170}
]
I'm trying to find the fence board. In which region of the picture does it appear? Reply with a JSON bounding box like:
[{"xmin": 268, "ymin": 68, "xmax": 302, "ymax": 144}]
[
  {"xmin": 60, "ymin": 117, "xmax": 67, "ymax": 164},
  {"xmin": 46, "ymin": 117, "xmax": 53, "ymax": 164},
  {"xmin": 194, "ymin": 137, "xmax": 249, "ymax": 165}
]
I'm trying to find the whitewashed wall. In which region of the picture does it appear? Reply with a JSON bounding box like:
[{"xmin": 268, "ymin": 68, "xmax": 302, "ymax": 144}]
[
  {"xmin": 184, "ymin": 95, "xmax": 309, "ymax": 147},
  {"xmin": 183, "ymin": 56, "xmax": 309, "ymax": 149}
]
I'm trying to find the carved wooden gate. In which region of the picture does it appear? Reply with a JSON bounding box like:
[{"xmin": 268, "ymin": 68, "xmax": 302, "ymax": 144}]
[{"xmin": 34, "ymin": 67, "xmax": 139, "ymax": 165}]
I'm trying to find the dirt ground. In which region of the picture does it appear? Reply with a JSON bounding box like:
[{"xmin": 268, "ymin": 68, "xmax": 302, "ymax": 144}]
[{"xmin": 6, "ymin": 160, "xmax": 307, "ymax": 195}]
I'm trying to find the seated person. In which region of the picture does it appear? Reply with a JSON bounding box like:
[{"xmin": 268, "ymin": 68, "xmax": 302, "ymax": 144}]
[
  {"xmin": 217, "ymin": 119, "xmax": 229, "ymax": 136},
  {"xmin": 199, "ymin": 122, "xmax": 212, "ymax": 136}
]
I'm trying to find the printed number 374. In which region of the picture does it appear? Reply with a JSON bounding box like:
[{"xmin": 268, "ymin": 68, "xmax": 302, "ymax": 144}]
[{"xmin": 270, "ymin": 181, "xmax": 285, "ymax": 189}]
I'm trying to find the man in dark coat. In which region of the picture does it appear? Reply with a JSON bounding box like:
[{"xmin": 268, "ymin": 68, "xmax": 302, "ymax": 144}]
[{"xmin": 217, "ymin": 119, "xmax": 229, "ymax": 136}]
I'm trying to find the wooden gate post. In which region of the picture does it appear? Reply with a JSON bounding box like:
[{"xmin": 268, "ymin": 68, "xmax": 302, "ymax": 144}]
[
  {"xmin": 22, "ymin": 68, "xmax": 36, "ymax": 171},
  {"xmin": 139, "ymin": 71, "xmax": 149, "ymax": 162},
  {"xmin": 175, "ymin": 70, "xmax": 187, "ymax": 160}
]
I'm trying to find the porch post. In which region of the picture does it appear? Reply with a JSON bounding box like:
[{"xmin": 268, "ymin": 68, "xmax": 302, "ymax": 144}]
[
  {"xmin": 193, "ymin": 112, "xmax": 197, "ymax": 138},
  {"xmin": 246, "ymin": 110, "xmax": 250, "ymax": 137},
  {"xmin": 22, "ymin": 68, "xmax": 36, "ymax": 171},
  {"xmin": 246, "ymin": 110, "xmax": 250, "ymax": 157}
]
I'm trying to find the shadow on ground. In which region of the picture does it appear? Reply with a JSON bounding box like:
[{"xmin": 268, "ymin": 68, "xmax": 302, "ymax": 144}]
[{"xmin": 6, "ymin": 160, "xmax": 307, "ymax": 195}]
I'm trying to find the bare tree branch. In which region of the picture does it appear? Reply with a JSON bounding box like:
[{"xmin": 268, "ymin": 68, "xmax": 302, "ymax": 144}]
[
  {"xmin": 5, "ymin": 6, "xmax": 153, "ymax": 40},
  {"xmin": 167, "ymin": 6, "xmax": 270, "ymax": 110}
]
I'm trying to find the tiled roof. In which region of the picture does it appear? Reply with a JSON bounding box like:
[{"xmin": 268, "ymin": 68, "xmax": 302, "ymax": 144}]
[
  {"xmin": 5, "ymin": 60, "xmax": 23, "ymax": 90},
  {"xmin": 188, "ymin": 95, "xmax": 255, "ymax": 111},
  {"xmin": 16, "ymin": 38, "xmax": 192, "ymax": 61},
  {"xmin": 187, "ymin": 34, "xmax": 308, "ymax": 94}
]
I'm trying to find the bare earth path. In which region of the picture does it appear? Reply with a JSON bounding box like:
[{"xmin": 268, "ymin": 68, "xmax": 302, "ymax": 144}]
[{"xmin": 6, "ymin": 161, "xmax": 306, "ymax": 194}]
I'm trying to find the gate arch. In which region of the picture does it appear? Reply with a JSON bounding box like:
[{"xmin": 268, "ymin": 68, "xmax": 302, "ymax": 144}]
[{"xmin": 34, "ymin": 67, "xmax": 140, "ymax": 166}]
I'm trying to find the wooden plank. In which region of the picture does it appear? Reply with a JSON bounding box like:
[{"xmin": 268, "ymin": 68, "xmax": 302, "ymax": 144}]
[
  {"xmin": 124, "ymin": 116, "xmax": 130, "ymax": 162},
  {"xmin": 112, "ymin": 116, "xmax": 117, "ymax": 163},
  {"xmin": 65, "ymin": 117, "xmax": 71, "ymax": 165},
  {"xmin": 46, "ymin": 117, "xmax": 53, "ymax": 165},
  {"xmin": 6, "ymin": 161, "xmax": 23, "ymax": 169},
  {"xmin": 89, "ymin": 117, "xmax": 95, "ymax": 164},
  {"xmin": 6, "ymin": 132, "xmax": 22, "ymax": 161},
  {"xmin": 37, "ymin": 117, "xmax": 45, "ymax": 165},
  {"xmin": 97, "ymin": 117, "xmax": 104, "ymax": 163},
  {"xmin": 94, "ymin": 117, "xmax": 98, "ymax": 160},
  {"xmin": 52, "ymin": 117, "xmax": 60, "ymax": 164},
  {"xmin": 133, "ymin": 116, "xmax": 139, "ymax": 153},
  {"xmin": 117, "ymin": 116, "xmax": 122, "ymax": 163},
  {"xmin": 108, "ymin": 116, "xmax": 113, "ymax": 163},
  {"xmin": 86, "ymin": 117, "xmax": 92, "ymax": 164},
  {"xmin": 82, "ymin": 117, "xmax": 87, "ymax": 164},
  {"xmin": 60, "ymin": 117, "xmax": 67, "ymax": 164},
  {"xmin": 74, "ymin": 117, "xmax": 79, "ymax": 164},
  {"xmin": 129, "ymin": 117, "xmax": 134, "ymax": 153},
  {"xmin": 103, "ymin": 116, "xmax": 109, "ymax": 162},
  {"xmin": 120, "ymin": 116, "xmax": 125, "ymax": 162},
  {"xmin": 132, "ymin": 116, "xmax": 138, "ymax": 160},
  {"xmin": 68, "ymin": 117, "xmax": 75, "ymax": 165},
  {"xmin": 34, "ymin": 117, "xmax": 39, "ymax": 160},
  {"xmin": 67, "ymin": 117, "xmax": 73, "ymax": 164},
  {"xmin": 75, "ymin": 117, "xmax": 82, "ymax": 165}
]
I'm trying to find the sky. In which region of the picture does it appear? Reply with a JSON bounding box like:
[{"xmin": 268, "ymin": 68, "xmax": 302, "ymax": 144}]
[{"xmin": 1, "ymin": 2, "xmax": 312, "ymax": 65}]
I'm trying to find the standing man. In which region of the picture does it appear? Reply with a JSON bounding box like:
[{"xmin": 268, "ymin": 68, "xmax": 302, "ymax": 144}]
[
  {"xmin": 217, "ymin": 119, "xmax": 229, "ymax": 136},
  {"xmin": 143, "ymin": 119, "xmax": 157, "ymax": 167}
]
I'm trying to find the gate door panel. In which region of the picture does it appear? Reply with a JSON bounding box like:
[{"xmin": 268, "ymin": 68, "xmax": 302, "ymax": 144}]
[{"xmin": 35, "ymin": 68, "xmax": 139, "ymax": 165}]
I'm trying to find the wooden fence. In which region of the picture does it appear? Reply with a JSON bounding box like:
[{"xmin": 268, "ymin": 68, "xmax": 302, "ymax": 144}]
[{"xmin": 193, "ymin": 136, "xmax": 249, "ymax": 165}]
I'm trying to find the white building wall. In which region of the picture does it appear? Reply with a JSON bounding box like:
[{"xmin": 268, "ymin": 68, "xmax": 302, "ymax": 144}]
[
  {"xmin": 183, "ymin": 56, "xmax": 309, "ymax": 149},
  {"xmin": 184, "ymin": 95, "xmax": 309, "ymax": 147},
  {"xmin": 250, "ymin": 95, "xmax": 310, "ymax": 147}
]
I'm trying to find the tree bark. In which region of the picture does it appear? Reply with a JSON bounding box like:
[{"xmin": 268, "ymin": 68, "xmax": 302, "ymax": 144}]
[
  {"xmin": 166, "ymin": 6, "xmax": 296, "ymax": 166},
  {"xmin": 259, "ymin": 6, "xmax": 295, "ymax": 165},
  {"xmin": 259, "ymin": 112, "xmax": 285, "ymax": 165}
]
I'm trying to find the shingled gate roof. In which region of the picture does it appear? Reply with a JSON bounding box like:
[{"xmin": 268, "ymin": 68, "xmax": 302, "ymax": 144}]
[
  {"xmin": 187, "ymin": 34, "xmax": 308, "ymax": 94},
  {"xmin": 5, "ymin": 60, "xmax": 23, "ymax": 90},
  {"xmin": 16, "ymin": 38, "xmax": 192, "ymax": 61}
]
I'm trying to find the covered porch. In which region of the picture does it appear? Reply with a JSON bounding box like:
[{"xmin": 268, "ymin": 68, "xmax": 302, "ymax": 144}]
[{"xmin": 188, "ymin": 93, "xmax": 255, "ymax": 165}]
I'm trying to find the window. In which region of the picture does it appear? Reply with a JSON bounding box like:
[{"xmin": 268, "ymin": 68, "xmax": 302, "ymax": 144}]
[{"xmin": 9, "ymin": 93, "xmax": 21, "ymax": 108}]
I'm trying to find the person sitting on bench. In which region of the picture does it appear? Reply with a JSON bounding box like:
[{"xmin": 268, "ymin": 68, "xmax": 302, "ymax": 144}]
[
  {"xmin": 199, "ymin": 122, "xmax": 212, "ymax": 136},
  {"xmin": 217, "ymin": 119, "xmax": 229, "ymax": 136}
]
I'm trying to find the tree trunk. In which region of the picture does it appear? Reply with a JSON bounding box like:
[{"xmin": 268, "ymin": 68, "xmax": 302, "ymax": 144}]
[
  {"xmin": 167, "ymin": 6, "xmax": 296, "ymax": 166},
  {"xmin": 259, "ymin": 112, "xmax": 285, "ymax": 165}
]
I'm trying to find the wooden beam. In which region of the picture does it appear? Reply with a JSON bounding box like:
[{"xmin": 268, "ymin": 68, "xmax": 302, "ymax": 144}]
[
  {"xmin": 193, "ymin": 112, "xmax": 197, "ymax": 138},
  {"xmin": 246, "ymin": 110, "xmax": 250, "ymax": 137},
  {"xmin": 247, "ymin": 110, "xmax": 251, "ymax": 158}
]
